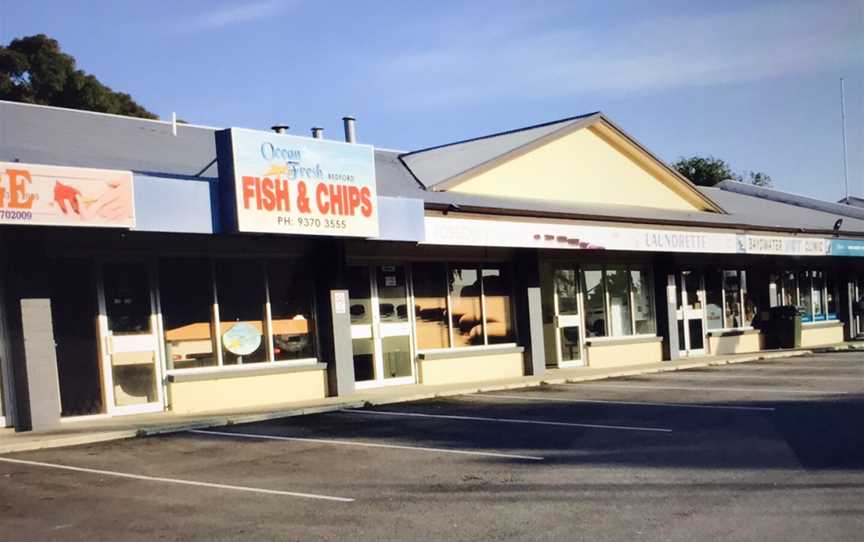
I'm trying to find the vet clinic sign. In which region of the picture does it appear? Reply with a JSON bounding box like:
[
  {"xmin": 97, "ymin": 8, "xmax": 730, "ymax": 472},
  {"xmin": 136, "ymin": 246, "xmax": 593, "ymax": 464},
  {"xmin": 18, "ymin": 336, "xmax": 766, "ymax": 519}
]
[{"xmin": 216, "ymin": 128, "xmax": 379, "ymax": 238}]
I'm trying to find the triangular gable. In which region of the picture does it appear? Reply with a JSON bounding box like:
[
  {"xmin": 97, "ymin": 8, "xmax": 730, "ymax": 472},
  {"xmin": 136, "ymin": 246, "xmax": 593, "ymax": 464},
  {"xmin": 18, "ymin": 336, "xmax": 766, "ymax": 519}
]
[{"xmin": 403, "ymin": 114, "xmax": 724, "ymax": 213}]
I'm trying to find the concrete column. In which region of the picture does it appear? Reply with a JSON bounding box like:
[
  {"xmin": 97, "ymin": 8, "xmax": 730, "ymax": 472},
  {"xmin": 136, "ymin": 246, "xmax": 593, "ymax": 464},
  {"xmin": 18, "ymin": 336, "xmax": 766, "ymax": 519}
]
[
  {"xmin": 20, "ymin": 299, "xmax": 61, "ymax": 431},
  {"xmin": 328, "ymin": 289, "xmax": 355, "ymax": 396},
  {"xmin": 514, "ymin": 249, "xmax": 545, "ymax": 376},
  {"xmin": 665, "ymin": 273, "xmax": 680, "ymax": 361}
]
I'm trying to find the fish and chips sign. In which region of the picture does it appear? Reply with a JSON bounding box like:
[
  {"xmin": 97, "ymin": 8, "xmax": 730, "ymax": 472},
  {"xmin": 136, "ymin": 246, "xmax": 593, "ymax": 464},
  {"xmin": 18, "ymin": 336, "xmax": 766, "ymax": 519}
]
[
  {"xmin": 0, "ymin": 161, "xmax": 135, "ymax": 228},
  {"xmin": 216, "ymin": 128, "xmax": 379, "ymax": 238}
]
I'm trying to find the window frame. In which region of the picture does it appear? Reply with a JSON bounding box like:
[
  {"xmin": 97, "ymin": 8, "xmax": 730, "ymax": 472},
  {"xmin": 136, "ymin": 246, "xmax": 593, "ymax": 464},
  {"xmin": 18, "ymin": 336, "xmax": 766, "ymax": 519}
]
[
  {"xmin": 580, "ymin": 265, "xmax": 658, "ymax": 341},
  {"xmin": 161, "ymin": 256, "xmax": 319, "ymax": 377},
  {"xmin": 773, "ymin": 269, "xmax": 839, "ymax": 324},
  {"xmin": 413, "ymin": 262, "xmax": 518, "ymax": 353}
]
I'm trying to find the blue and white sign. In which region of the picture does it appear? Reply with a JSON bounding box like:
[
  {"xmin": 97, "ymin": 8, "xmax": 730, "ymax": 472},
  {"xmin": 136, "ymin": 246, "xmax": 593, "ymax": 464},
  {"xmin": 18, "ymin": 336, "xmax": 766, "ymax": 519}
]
[
  {"xmin": 216, "ymin": 128, "xmax": 379, "ymax": 238},
  {"xmin": 830, "ymin": 239, "xmax": 864, "ymax": 257},
  {"xmin": 222, "ymin": 322, "xmax": 262, "ymax": 356}
]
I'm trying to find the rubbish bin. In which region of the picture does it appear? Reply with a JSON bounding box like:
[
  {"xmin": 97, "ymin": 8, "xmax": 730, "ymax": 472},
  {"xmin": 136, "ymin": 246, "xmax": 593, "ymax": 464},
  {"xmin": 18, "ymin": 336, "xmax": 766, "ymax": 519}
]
[{"xmin": 762, "ymin": 305, "xmax": 802, "ymax": 349}]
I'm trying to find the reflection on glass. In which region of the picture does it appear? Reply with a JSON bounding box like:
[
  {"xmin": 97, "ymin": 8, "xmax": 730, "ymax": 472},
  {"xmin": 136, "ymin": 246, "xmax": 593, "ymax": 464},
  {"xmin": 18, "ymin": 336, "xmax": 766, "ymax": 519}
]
[
  {"xmin": 352, "ymin": 338, "xmax": 375, "ymax": 381},
  {"xmin": 483, "ymin": 267, "xmax": 514, "ymax": 344},
  {"xmin": 555, "ymin": 269, "xmax": 579, "ymax": 315},
  {"xmin": 159, "ymin": 259, "xmax": 216, "ymax": 370},
  {"xmin": 413, "ymin": 263, "xmax": 450, "ymax": 349},
  {"xmin": 798, "ymin": 271, "xmax": 813, "ymax": 321},
  {"xmin": 382, "ymin": 335, "xmax": 412, "ymax": 378},
  {"xmin": 269, "ymin": 260, "xmax": 315, "ymax": 361},
  {"xmin": 377, "ymin": 266, "xmax": 408, "ymax": 323},
  {"xmin": 450, "ymin": 267, "xmax": 482, "ymax": 346},
  {"xmin": 781, "ymin": 271, "xmax": 797, "ymax": 306},
  {"xmin": 630, "ymin": 269, "xmax": 656, "ymax": 334},
  {"xmin": 723, "ymin": 270, "xmax": 743, "ymax": 328},
  {"xmin": 111, "ymin": 360, "xmax": 157, "ymax": 407},
  {"xmin": 583, "ymin": 269, "xmax": 606, "ymax": 337},
  {"xmin": 559, "ymin": 327, "xmax": 581, "ymax": 361},
  {"xmin": 348, "ymin": 267, "xmax": 372, "ymax": 325},
  {"xmin": 705, "ymin": 271, "xmax": 723, "ymax": 330},
  {"xmin": 605, "ymin": 267, "xmax": 632, "ymax": 336},
  {"xmin": 104, "ymin": 263, "xmax": 151, "ymax": 334},
  {"xmin": 826, "ymin": 273, "xmax": 837, "ymax": 318},
  {"xmin": 215, "ymin": 259, "xmax": 266, "ymax": 364},
  {"xmin": 812, "ymin": 271, "xmax": 825, "ymax": 320}
]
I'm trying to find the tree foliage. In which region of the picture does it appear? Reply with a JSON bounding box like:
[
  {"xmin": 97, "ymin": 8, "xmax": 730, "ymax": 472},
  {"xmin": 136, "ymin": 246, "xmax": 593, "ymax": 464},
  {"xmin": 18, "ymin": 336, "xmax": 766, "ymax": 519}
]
[
  {"xmin": 673, "ymin": 155, "xmax": 773, "ymax": 188},
  {"xmin": 0, "ymin": 34, "xmax": 156, "ymax": 119}
]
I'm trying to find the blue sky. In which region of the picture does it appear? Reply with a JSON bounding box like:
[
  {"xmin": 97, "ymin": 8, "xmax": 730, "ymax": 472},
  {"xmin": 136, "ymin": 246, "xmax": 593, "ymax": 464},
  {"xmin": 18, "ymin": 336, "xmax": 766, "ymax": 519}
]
[{"xmin": 1, "ymin": 0, "xmax": 862, "ymax": 200}]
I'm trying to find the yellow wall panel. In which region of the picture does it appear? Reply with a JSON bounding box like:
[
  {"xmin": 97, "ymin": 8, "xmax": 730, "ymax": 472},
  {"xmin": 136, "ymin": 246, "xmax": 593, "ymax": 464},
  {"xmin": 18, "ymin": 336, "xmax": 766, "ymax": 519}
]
[
  {"xmin": 800, "ymin": 324, "xmax": 844, "ymax": 348},
  {"xmin": 586, "ymin": 340, "xmax": 663, "ymax": 368},
  {"xmin": 418, "ymin": 352, "xmax": 525, "ymax": 385},
  {"xmin": 168, "ymin": 368, "xmax": 328, "ymax": 414},
  {"xmin": 708, "ymin": 332, "xmax": 763, "ymax": 355},
  {"xmin": 450, "ymin": 126, "xmax": 703, "ymax": 211}
]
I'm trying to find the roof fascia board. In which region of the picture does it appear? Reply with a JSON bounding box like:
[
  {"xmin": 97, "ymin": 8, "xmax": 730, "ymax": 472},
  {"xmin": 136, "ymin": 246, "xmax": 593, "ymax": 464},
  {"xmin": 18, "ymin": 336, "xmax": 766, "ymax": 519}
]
[
  {"xmin": 426, "ymin": 114, "xmax": 601, "ymax": 192},
  {"xmin": 423, "ymin": 202, "xmax": 864, "ymax": 238}
]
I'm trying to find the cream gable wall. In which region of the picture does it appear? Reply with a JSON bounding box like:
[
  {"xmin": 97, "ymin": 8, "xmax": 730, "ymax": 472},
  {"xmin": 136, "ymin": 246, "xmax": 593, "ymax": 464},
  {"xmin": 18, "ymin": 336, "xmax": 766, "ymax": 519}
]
[{"xmin": 448, "ymin": 126, "xmax": 706, "ymax": 211}]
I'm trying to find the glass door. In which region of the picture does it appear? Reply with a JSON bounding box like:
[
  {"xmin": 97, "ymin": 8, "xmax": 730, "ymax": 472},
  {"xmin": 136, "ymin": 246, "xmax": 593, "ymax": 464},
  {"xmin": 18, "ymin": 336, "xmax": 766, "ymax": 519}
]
[
  {"xmin": 854, "ymin": 278, "xmax": 864, "ymax": 338},
  {"xmin": 675, "ymin": 270, "xmax": 706, "ymax": 356},
  {"xmin": 552, "ymin": 268, "xmax": 584, "ymax": 367},
  {"xmin": 97, "ymin": 261, "xmax": 164, "ymax": 415},
  {"xmin": 349, "ymin": 264, "xmax": 415, "ymax": 388}
]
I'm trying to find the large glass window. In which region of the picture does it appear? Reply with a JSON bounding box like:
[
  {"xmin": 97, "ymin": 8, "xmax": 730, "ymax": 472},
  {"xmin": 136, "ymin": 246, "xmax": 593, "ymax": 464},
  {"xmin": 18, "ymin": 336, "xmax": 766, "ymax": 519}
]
[
  {"xmin": 798, "ymin": 270, "xmax": 813, "ymax": 322},
  {"xmin": 216, "ymin": 259, "xmax": 267, "ymax": 364},
  {"xmin": 583, "ymin": 269, "xmax": 606, "ymax": 337},
  {"xmin": 605, "ymin": 267, "xmax": 633, "ymax": 336},
  {"xmin": 413, "ymin": 263, "xmax": 515, "ymax": 350},
  {"xmin": 581, "ymin": 266, "xmax": 657, "ymax": 338},
  {"xmin": 268, "ymin": 260, "xmax": 316, "ymax": 361},
  {"xmin": 705, "ymin": 271, "xmax": 724, "ymax": 330},
  {"xmin": 774, "ymin": 270, "xmax": 838, "ymax": 323},
  {"xmin": 159, "ymin": 259, "xmax": 216, "ymax": 370},
  {"xmin": 723, "ymin": 270, "xmax": 744, "ymax": 328},
  {"xmin": 483, "ymin": 266, "xmax": 515, "ymax": 344},
  {"xmin": 412, "ymin": 263, "xmax": 450, "ymax": 350},
  {"xmin": 630, "ymin": 269, "xmax": 656, "ymax": 334},
  {"xmin": 449, "ymin": 267, "xmax": 483, "ymax": 347}
]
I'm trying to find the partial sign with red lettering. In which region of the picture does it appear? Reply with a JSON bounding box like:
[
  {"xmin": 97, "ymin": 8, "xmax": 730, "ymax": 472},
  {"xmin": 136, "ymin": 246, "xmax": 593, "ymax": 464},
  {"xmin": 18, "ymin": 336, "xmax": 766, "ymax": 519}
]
[
  {"xmin": 216, "ymin": 128, "xmax": 379, "ymax": 238},
  {"xmin": 0, "ymin": 162, "xmax": 134, "ymax": 228}
]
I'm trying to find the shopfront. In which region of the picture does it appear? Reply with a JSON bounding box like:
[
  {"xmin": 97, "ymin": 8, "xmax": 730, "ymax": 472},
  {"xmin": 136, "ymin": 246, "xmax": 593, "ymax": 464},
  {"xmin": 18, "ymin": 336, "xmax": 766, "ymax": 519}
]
[{"xmin": 3, "ymin": 100, "xmax": 864, "ymax": 431}]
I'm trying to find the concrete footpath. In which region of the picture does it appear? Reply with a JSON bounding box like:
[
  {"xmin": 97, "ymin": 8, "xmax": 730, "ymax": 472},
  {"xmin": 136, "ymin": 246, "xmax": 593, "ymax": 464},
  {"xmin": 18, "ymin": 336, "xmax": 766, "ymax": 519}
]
[{"xmin": 1, "ymin": 343, "xmax": 859, "ymax": 454}]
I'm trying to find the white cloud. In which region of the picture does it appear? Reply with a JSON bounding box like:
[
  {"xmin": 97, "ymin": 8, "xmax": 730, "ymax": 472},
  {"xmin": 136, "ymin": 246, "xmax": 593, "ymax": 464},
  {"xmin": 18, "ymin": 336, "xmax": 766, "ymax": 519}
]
[
  {"xmin": 191, "ymin": 0, "xmax": 288, "ymax": 29},
  {"xmin": 376, "ymin": 1, "xmax": 863, "ymax": 107}
]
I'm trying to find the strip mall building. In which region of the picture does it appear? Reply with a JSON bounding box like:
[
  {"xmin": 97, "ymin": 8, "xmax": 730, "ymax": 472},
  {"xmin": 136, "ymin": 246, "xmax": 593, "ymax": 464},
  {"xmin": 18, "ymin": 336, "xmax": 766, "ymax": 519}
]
[{"xmin": 2, "ymin": 100, "xmax": 863, "ymax": 431}]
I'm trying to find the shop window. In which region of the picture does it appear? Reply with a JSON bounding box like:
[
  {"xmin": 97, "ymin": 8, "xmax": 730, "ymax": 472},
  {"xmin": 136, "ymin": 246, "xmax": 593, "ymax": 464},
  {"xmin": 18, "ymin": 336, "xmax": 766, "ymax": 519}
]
[
  {"xmin": 267, "ymin": 260, "xmax": 316, "ymax": 361},
  {"xmin": 412, "ymin": 263, "xmax": 450, "ymax": 349},
  {"xmin": 483, "ymin": 266, "xmax": 515, "ymax": 344},
  {"xmin": 798, "ymin": 271, "xmax": 813, "ymax": 322},
  {"xmin": 583, "ymin": 269, "xmax": 606, "ymax": 337},
  {"xmin": 705, "ymin": 271, "xmax": 723, "ymax": 330},
  {"xmin": 412, "ymin": 263, "xmax": 515, "ymax": 350},
  {"xmin": 723, "ymin": 270, "xmax": 745, "ymax": 328},
  {"xmin": 449, "ymin": 267, "xmax": 483, "ymax": 347},
  {"xmin": 826, "ymin": 274, "xmax": 838, "ymax": 319},
  {"xmin": 781, "ymin": 271, "xmax": 797, "ymax": 306},
  {"xmin": 581, "ymin": 266, "xmax": 657, "ymax": 338},
  {"xmin": 215, "ymin": 259, "xmax": 267, "ymax": 364},
  {"xmin": 605, "ymin": 267, "xmax": 633, "ymax": 336},
  {"xmin": 774, "ymin": 270, "xmax": 838, "ymax": 323},
  {"xmin": 630, "ymin": 269, "xmax": 656, "ymax": 334},
  {"xmin": 159, "ymin": 259, "xmax": 217, "ymax": 370}
]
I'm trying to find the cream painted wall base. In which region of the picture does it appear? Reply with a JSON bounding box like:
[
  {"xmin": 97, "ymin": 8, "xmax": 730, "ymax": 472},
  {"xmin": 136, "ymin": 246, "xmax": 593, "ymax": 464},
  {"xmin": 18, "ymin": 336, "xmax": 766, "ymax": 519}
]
[
  {"xmin": 800, "ymin": 323, "xmax": 844, "ymax": 348},
  {"xmin": 586, "ymin": 340, "xmax": 663, "ymax": 368},
  {"xmin": 708, "ymin": 332, "xmax": 763, "ymax": 356},
  {"xmin": 168, "ymin": 368, "xmax": 328, "ymax": 414},
  {"xmin": 418, "ymin": 352, "xmax": 525, "ymax": 386}
]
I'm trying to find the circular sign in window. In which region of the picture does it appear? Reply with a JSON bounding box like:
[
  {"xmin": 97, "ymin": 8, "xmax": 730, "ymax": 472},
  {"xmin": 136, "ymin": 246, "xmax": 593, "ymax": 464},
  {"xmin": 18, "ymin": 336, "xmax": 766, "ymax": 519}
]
[{"xmin": 222, "ymin": 322, "xmax": 262, "ymax": 356}]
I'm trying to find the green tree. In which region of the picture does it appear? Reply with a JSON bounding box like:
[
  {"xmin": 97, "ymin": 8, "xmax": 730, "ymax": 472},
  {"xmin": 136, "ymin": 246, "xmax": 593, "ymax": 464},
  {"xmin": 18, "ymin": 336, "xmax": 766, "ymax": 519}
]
[
  {"xmin": 0, "ymin": 34, "xmax": 156, "ymax": 119},
  {"xmin": 673, "ymin": 156, "xmax": 774, "ymax": 188}
]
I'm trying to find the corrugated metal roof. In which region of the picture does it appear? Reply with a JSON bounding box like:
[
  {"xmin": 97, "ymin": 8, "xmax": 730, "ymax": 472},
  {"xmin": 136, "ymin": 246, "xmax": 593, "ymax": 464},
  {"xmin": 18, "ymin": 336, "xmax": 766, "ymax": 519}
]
[
  {"xmin": 2, "ymin": 100, "xmax": 861, "ymax": 237},
  {"xmin": 399, "ymin": 112, "xmax": 600, "ymax": 189}
]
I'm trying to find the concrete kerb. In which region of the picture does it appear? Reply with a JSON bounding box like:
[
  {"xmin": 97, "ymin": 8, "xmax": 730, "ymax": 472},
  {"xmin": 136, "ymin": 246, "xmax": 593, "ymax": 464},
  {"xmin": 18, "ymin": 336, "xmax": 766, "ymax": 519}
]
[{"xmin": 0, "ymin": 345, "xmax": 843, "ymax": 454}]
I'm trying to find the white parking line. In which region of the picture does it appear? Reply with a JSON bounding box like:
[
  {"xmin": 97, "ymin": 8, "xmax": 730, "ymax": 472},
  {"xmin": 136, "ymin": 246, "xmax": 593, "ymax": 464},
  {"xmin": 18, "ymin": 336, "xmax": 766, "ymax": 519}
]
[
  {"xmin": 579, "ymin": 383, "xmax": 848, "ymax": 395},
  {"xmin": 667, "ymin": 373, "xmax": 860, "ymax": 382},
  {"xmin": 0, "ymin": 456, "xmax": 354, "ymax": 502},
  {"xmin": 190, "ymin": 429, "xmax": 545, "ymax": 461},
  {"xmin": 340, "ymin": 409, "xmax": 672, "ymax": 433},
  {"xmin": 470, "ymin": 393, "xmax": 776, "ymax": 412}
]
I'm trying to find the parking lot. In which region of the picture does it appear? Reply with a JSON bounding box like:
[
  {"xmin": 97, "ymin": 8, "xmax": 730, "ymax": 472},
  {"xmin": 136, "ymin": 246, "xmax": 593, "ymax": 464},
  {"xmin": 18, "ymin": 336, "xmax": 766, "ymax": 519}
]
[{"xmin": 1, "ymin": 352, "xmax": 862, "ymax": 541}]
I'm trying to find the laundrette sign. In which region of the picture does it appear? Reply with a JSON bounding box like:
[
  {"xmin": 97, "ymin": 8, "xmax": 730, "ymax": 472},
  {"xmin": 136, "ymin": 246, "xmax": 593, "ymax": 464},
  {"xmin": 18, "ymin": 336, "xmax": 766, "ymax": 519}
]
[
  {"xmin": 216, "ymin": 128, "xmax": 379, "ymax": 238},
  {"xmin": 423, "ymin": 216, "xmax": 846, "ymax": 256}
]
